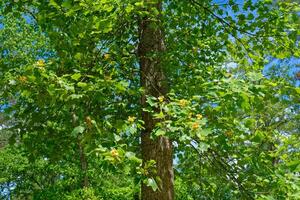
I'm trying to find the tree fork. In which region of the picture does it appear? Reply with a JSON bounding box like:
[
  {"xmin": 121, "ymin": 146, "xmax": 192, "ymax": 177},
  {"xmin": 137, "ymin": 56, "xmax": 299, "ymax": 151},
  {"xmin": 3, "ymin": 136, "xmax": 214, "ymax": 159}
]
[{"xmin": 138, "ymin": 1, "xmax": 174, "ymax": 200}]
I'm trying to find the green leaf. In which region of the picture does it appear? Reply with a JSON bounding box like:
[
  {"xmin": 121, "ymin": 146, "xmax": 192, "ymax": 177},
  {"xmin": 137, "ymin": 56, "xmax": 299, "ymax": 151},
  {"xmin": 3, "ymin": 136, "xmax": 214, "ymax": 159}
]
[
  {"xmin": 71, "ymin": 73, "xmax": 82, "ymax": 81},
  {"xmin": 94, "ymin": 19, "xmax": 113, "ymax": 33},
  {"xmin": 49, "ymin": 0, "xmax": 60, "ymax": 9},
  {"xmin": 61, "ymin": 0, "xmax": 72, "ymax": 9},
  {"xmin": 198, "ymin": 142, "xmax": 209, "ymax": 152},
  {"xmin": 116, "ymin": 81, "xmax": 129, "ymax": 92},
  {"xmin": 125, "ymin": 152, "xmax": 142, "ymax": 163},
  {"xmin": 68, "ymin": 94, "xmax": 83, "ymax": 100},
  {"xmin": 77, "ymin": 82, "xmax": 88, "ymax": 88},
  {"xmin": 232, "ymin": 4, "xmax": 239, "ymax": 13},
  {"xmin": 71, "ymin": 126, "xmax": 85, "ymax": 137},
  {"xmin": 146, "ymin": 178, "xmax": 158, "ymax": 191},
  {"xmin": 74, "ymin": 52, "xmax": 83, "ymax": 61},
  {"xmin": 196, "ymin": 129, "xmax": 211, "ymax": 140},
  {"xmin": 154, "ymin": 111, "xmax": 165, "ymax": 119},
  {"xmin": 125, "ymin": 4, "xmax": 134, "ymax": 13},
  {"xmin": 146, "ymin": 96, "xmax": 158, "ymax": 107},
  {"xmin": 154, "ymin": 129, "xmax": 165, "ymax": 136},
  {"xmin": 286, "ymin": 160, "xmax": 300, "ymax": 172},
  {"xmin": 21, "ymin": 90, "xmax": 31, "ymax": 98},
  {"xmin": 240, "ymin": 92, "xmax": 250, "ymax": 110}
]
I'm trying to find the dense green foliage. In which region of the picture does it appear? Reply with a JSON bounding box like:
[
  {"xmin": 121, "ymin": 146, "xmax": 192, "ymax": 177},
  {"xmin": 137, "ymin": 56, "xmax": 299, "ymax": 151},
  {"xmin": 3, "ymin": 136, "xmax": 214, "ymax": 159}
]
[{"xmin": 0, "ymin": 0, "xmax": 299, "ymax": 199}]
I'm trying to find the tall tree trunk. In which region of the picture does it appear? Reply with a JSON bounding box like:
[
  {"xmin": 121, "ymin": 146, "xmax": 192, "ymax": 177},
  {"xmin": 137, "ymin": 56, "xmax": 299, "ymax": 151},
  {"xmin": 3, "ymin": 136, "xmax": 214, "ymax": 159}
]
[
  {"xmin": 78, "ymin": 139, "xmax": 88, "ymax": 188},
  {"xmin": 138, "ymin": 1, "xmax": 174, "ymax": 200}
]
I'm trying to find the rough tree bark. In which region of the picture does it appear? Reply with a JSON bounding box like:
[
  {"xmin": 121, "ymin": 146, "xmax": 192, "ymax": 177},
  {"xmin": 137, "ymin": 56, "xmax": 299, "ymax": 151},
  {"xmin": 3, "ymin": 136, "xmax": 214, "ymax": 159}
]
[
  {"xmin": 138, "ymin": 1, "xmax": 174, "ymax": 200},
  {"xmin": 78, "ymin": 139, "xmax": 88, "ymax": 188}
]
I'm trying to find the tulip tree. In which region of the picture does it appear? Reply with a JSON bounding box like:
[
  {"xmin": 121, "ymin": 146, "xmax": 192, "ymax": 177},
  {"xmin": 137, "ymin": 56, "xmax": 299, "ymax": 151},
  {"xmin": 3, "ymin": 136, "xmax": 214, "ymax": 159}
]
[{"xmin": 0, "ymin": 0, "xmax": 299, "ymax": 199}]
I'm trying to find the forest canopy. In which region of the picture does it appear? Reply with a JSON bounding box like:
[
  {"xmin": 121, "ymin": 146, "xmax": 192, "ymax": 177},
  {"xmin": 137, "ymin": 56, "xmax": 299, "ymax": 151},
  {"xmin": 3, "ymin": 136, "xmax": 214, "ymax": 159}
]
[{"xmin": 0, "ymin": 0, "xmax": 299, "ymax": 199}]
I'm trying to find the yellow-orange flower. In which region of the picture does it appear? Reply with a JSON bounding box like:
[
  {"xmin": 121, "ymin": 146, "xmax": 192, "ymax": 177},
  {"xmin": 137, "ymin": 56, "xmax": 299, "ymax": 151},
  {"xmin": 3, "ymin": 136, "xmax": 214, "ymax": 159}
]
[
  {"xmin": 196, "ymin": 114, "xmax": 203, "ymax": 120},
  {"xmin": 179, "ymin": 99, "xmax": 188, "ymax": 107},
  {"xmin": 110, "ymin": 149, "xmax": 119, "ymax": 157},
  {"xmin": 225, "ymin": 130, "xmax": 233, "ymax": 137},
  {"xmin": 104, "ymin": 53, "xmax": 110, "ymax": 60},
  {"xmin": 192, "ymin": 122, "xmax": 199, "ymax": 130},
  {"xmin": 158, "ymin": 96, "xmax": 164, "ymax": 103},
  {"xmin": 18, "ymin": 76, "xmax": 27, "ymax": 83},
  {"xmin": 85, "ymin": 116, "xmax": 92, "ymax": 128},
  {"xmin": 36, "ymin": 59, "xmax": 45, "ymax": 67},
  {"xmin": 128, "ymin": 116, "xmax": 136, "ymax": 123}
]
